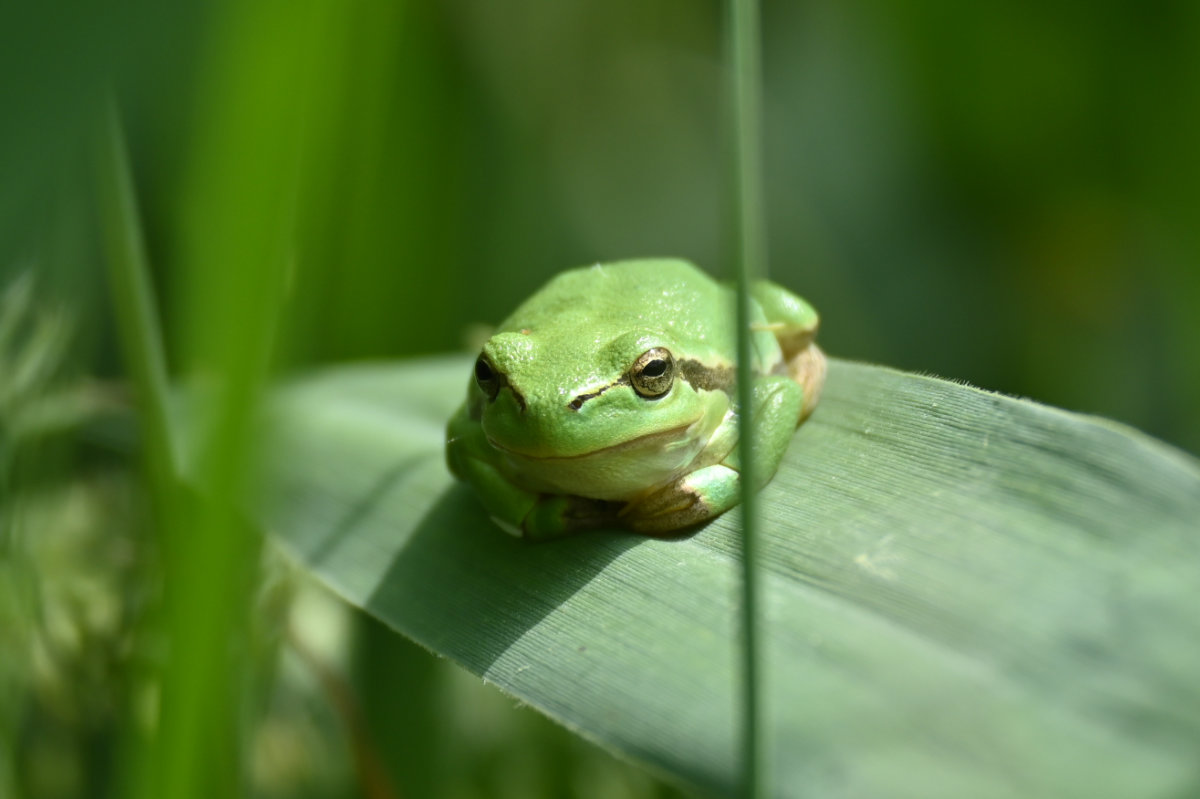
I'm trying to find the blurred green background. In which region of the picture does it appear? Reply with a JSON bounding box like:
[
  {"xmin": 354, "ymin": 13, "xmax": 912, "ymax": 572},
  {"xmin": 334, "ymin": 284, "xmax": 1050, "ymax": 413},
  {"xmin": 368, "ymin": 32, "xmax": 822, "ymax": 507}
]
[{"xmin": 2, "ymin": 1, "xmax": 1198, "ymax": 797}]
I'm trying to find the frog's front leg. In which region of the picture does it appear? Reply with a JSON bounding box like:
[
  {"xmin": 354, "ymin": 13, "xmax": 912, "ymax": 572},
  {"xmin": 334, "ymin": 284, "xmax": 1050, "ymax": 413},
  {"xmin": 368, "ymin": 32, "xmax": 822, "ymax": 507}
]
[
  {"xmin": 620, "ymin": 375, "xmax": 803, "ymax": 535},
  {"xmin": 447, "ymin": 405, "xmax": 619, "ymax": 539},
  {"xmin": 449, "ymin": 448, "xmax": 620, "ymax": 539}
]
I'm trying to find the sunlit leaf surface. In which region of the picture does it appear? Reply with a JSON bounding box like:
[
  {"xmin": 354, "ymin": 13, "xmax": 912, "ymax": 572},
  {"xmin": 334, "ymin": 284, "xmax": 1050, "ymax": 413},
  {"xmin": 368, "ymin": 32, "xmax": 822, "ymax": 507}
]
[{"xmin": 260, "ymin": 356, "xmax": 1200, "ymax": 798}]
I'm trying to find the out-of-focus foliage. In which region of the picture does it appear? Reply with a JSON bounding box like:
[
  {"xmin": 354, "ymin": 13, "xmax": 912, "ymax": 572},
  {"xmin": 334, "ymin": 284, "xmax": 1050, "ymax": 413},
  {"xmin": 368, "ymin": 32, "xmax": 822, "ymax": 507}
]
[
  {"xmin": 5, "ymin": 0, "xmax": 1195, "ymax": 443},
  {"xmin": 2, "ymin": 0, "xmax": 1197, "ymax": 797}
]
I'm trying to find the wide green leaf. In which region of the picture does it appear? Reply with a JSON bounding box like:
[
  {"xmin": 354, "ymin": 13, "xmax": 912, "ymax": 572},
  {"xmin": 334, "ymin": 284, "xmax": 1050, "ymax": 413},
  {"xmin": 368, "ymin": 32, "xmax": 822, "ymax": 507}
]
[{"xmin": 260, "ymin": 356, "xmax": 1200, "ymax": 798}]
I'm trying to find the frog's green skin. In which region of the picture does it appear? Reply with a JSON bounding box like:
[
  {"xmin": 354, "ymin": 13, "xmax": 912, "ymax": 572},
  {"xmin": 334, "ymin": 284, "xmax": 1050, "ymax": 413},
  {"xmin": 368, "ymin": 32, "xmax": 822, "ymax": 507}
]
[{"xmin": 445, "ymin": 259, "xmax": 825, "ymax": 539}]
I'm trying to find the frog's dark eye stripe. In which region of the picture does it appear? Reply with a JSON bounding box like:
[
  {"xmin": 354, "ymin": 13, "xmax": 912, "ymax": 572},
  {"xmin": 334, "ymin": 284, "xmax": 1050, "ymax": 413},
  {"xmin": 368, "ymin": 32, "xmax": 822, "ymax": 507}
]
[
  {"xmin": 568, "ymin": 392, "xmax": 598, "ymax": 411},
  {"xmin": 567, "ymin": 377, "xmax": 629, "ymax": 411},
  {"xmin": 630, "ymin": 347, "xmax": 675, "ymax": 398},
  {"xmin": 677, "ymin": 359, "xmax": 735, "ymax": 392},
  {"xmin": 566, "ymin": 348, "xmax": 677, "ymax": 410}
]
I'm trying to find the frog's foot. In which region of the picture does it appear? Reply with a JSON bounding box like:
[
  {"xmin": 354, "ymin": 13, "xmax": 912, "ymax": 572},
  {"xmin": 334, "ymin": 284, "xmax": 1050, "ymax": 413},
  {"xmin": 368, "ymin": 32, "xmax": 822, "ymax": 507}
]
[
  {"xmin": 751, "ymin": 280, "xmax": 819, "ymax": 357},
  {"xmin": 749, "ymin": 280, "xmax": 825, "ymax": 422},
  {"xmin": 520, "ymin": 494, "xmax": 622, "ymax": 541},
  {"xmin": 449, "ymin": 434, "xmax": 620, "ymax": 541},
  {"xmin": 789, "ymin": 344, "xmax": 826, "ymax": 422},
  {"xmin": 619, "ymin": 464, "xmax": 742, "ymax": 535}
]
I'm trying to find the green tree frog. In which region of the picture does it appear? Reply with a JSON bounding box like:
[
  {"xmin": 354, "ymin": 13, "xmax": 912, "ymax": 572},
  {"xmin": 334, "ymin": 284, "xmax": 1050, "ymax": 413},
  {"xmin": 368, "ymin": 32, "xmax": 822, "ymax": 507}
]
[{"xmin": 445, "ymin": 259, "xmax": 825, "ymax": 539}]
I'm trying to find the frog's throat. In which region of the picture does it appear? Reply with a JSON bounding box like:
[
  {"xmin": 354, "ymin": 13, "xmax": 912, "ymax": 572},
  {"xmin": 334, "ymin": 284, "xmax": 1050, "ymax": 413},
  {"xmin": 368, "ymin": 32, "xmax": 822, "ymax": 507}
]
[{"xmin": 485, "ymin": 416, "xmax": 703, "ymax": 462}]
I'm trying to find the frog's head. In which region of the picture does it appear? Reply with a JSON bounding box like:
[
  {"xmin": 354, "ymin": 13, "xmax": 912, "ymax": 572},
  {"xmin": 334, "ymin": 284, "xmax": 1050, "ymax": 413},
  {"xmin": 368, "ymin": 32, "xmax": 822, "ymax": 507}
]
[{"xmin": 470, "ymin": 325, "xmax": 730, "ymax": 463}]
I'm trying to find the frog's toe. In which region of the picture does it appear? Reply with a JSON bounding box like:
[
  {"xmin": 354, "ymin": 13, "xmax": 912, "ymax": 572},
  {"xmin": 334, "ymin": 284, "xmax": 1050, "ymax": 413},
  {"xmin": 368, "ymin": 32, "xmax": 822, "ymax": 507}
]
[
  {"xmin": 751, "ymin": 281, "xmax": 819, "ymax": 359},
  {"xmin": 520, "ymin": 496, "xmax": 573, "ymax": 539},
  {"xmin": 623, "ymin": 464, "xmax": 742, "ymax": 535},
  {"xmin": 491, "ymin": 516, "xmax": 525, "ymax": 538},
  {"xmin": 789, "ymin": 344, "xmax": 826, "ymax": 421},
  {"xmin": 521, "ymin": 494, "xmax": 622, "ymax": 540},
  {"xmin": 622, "ymin": 490, "xmax": 703, "ymax": 534}
]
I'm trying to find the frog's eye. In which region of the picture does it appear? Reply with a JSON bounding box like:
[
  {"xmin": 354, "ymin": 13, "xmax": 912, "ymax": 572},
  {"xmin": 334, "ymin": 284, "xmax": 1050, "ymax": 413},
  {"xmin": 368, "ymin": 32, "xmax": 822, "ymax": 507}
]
[
  {"xmin": 630, "ymin": 347, "xmax": 675, "ymax": 398},
  {"xmin": 474, "ymin": 355, "xmax": 501, "ymax": 400}
]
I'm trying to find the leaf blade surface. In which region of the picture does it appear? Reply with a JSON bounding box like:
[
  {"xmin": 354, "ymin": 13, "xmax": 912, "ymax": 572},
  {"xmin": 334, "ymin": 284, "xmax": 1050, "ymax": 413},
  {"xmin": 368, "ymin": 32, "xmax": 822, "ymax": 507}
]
[{"xmin": 261, "ymin": 357, "xmax": 1200, "ymax": 798}]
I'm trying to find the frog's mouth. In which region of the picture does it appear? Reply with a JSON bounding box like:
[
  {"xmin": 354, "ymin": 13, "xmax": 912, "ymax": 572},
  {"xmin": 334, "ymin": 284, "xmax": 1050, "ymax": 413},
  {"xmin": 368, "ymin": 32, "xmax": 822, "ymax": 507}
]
[{"xmin": 486, "ymin": 417, "xmax": 701, "ymax": 462}]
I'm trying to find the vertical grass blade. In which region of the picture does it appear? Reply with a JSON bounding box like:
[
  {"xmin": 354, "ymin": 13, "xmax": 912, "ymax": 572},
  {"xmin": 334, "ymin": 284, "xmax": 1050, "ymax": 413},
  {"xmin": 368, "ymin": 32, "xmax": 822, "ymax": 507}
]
[
  {"xmin": 98, "ymin": 2, "xmax": 332, "ymax": 794},
  {"xmin": 728, "ymin": 0, "xmax": 767, "ymax": 796},
  {"xmin": 142, "ymin": 0, "xmax": 314, "ymax": 790},
  {"xmin": 96, "ymin": 98, "xmax": 179, "ymax": 489}
]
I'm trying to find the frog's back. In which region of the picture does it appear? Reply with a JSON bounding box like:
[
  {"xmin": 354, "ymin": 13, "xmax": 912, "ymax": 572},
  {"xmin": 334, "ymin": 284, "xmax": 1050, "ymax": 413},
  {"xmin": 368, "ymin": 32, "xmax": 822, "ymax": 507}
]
[
  {"xmin": 502, "ymin": 259, "xmax": 722, "ymax": 331},
  {"xmin": 500, "ymin": 259, "xmax": 737, "ymax": 368},
  {"xmin": 499, "ymin": 257, "xmax": 720, "ymax": 335}
]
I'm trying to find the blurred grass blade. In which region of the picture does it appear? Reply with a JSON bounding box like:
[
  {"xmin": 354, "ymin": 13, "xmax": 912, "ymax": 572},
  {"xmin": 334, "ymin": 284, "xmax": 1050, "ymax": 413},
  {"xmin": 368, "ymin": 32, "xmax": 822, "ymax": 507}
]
[
  {"xmin": 96, "ymin": 100, "xmax": 179, "ymax": 484},
  {"xmin": 99, "ymin": 2, "xmax": 337, "ymax": 796},
  {"xmin": 727, "ymin": 0, "xmax": 768, "ymax": 793},
  {"xmin": 258, "ymin": 356, "xmax": 1200, "ymax": 798}
]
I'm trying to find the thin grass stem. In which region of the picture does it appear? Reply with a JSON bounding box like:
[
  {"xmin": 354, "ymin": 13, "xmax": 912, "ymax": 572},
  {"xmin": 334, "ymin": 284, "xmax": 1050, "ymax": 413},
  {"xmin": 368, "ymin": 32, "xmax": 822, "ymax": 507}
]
[
  {"xmin": 96, "ymin": 97, "xmax": 180, "ymax": 486},
  {"xmin": 728, "ymin": 0, "xmax": 767, "ymax": 797}
]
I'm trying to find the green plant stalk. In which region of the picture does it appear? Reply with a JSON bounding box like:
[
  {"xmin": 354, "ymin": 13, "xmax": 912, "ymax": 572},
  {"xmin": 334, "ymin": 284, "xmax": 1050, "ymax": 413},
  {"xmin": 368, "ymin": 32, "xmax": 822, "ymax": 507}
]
[
  {"xmin": 96, "ymin": 98, "xmax": 180, "ymax": 492},
  {"xmin": 96, "ymin": 96, "xmax": 201, "ymax": 798},
  {"xmin": 140, "ymin": 1, "xmax": 339, "ymax": 795},
  {"xmin": 99, "ymin": 3, "xmax": 318, "ymax": 794},
  {"xmin": 728, "ymin": 0, "xmax": 767, "ymax": 797}
]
